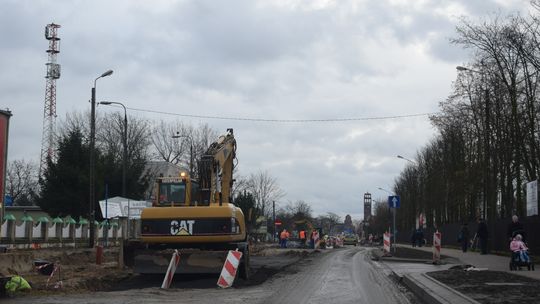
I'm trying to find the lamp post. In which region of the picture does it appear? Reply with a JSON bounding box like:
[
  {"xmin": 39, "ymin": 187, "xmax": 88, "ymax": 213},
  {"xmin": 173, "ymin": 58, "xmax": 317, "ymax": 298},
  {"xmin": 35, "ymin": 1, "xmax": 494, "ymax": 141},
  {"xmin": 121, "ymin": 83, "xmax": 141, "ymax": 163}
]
[
  {"xmin": 397, "ymin": 155, "xmax": 417, "ymax": 165},
  {"xmin": 377, "ymin": 187, "xmax": 393, "ymax": 195},
  {"xmin": 99, "ymin": 101, "xmax": 127, "ymax": 198},
  {"xmin": 456, "ymin": 65, "xmax": 490, "ymax": 220},
  {"xmin": 89, "ymin": 69, "xmax": 113, "ymax": 248},
  {"xmin": 172, "ymin": 132, "xmax": 194, "ymax": 177}
]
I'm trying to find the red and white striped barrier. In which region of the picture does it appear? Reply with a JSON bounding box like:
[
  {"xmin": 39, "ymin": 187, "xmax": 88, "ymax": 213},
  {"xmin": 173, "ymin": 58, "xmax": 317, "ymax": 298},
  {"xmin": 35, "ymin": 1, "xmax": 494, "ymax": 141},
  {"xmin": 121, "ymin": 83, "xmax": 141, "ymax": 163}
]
[
  {"xmin": 433, "ymin": 231, "xmax": 441, "ymax": 263},
  {"xmin": 383, "ymin": 231, "xmax": 391, "ymax": 255},
  {"xmin": 161, "ymin": 249, "xmax": 180, "ymax": 289},
  {"xmin": 217, "ymin": 249, "xmax": 243, "ymax": 288},
  {"xmin": 46, "ymin": 263, "xmax": 62, "ymax": 289}
]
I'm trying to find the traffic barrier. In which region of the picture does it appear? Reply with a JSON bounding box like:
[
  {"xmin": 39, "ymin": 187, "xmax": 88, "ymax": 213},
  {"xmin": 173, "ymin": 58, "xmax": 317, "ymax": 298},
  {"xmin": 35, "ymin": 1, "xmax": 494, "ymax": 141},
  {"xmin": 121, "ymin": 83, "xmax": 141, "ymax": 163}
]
[
  {"xmin": 217, "ymin": 249, "xmax": 243, "ymax": 288},
  {"xmin": 433, "ymin": 231, "xmax": 441, "ymax": 263},
  {"xmin": 383, "ymin": 231, "xmax": 391, "ymax": 255},
  {"xmin": 161, "ymin": 250, "xmax": 180, "ymax": 289},
  {"xmin": 46, "ymin": 263, "xmax": 62, "ymax": 289}
]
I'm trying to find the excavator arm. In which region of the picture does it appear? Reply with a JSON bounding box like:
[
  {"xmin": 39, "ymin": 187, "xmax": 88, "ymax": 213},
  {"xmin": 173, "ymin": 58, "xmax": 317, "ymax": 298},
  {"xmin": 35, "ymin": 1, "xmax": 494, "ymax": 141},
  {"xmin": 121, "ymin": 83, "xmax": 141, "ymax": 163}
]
[{"xmin": 199, "ymin": 128, "xmax": 236, "ymax": 206}]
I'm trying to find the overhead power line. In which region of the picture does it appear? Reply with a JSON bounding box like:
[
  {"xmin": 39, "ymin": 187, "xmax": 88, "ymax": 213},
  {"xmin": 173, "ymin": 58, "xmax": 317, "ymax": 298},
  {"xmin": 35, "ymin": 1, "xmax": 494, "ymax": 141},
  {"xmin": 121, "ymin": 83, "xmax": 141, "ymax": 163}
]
[{"xmin": 124, "ymin": 106, "xmax": 436, "ymax": 123}]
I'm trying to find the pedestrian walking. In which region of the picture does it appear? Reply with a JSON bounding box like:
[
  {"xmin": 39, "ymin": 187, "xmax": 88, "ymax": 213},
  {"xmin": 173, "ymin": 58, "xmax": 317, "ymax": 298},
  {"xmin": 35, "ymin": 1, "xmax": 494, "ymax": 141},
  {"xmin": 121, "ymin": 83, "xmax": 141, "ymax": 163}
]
[
  {"xmin": 458, "ymin": 223, "xmax": 470, "ymax": 252},
  {"xmin": 476, "ymin": 218, "xmax": 488, "ymax": 254},
  {"xmin": 507, "ymin": 215, "xmax": 526, "ymax": 243}
]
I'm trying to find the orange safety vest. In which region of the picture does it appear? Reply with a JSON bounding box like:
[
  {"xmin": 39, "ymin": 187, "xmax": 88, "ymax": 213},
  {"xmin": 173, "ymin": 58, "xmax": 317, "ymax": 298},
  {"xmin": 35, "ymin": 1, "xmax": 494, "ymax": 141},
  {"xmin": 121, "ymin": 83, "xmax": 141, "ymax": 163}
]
[
  {"xmin": 280, "ymin": 231, "xmax": 288, "ymax": 239},
  {"xmin": 299, "ymin": 230, "xmax": 306, "ymax": 239}
]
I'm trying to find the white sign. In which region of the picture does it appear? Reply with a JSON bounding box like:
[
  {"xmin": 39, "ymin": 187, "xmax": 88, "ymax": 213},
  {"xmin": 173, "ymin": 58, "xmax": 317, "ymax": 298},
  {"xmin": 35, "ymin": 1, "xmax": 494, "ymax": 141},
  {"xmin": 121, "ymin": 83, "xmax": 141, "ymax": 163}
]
[
  {"xmin": 527, "ymin": 180, "xmax": 538, "ymax": 216},
  {"xmin": 99, "ymin": 198, "xmax": 152, "ymax": 219},
  {"xmin": 101, "ymin": 202, "xmax": 123, "ymax": 218}
]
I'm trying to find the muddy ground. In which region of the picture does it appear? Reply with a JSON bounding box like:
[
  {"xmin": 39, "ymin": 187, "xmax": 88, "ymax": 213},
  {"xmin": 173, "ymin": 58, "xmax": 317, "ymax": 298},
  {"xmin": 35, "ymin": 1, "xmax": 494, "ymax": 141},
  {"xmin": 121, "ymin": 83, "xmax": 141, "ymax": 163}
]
[
  {"xmin": 0, "ymin": 244, "xmax": 316, "ymax": 299},
  {"xmin": 428, "ymin": 269, "xmax": 540, "ymax": 304}
]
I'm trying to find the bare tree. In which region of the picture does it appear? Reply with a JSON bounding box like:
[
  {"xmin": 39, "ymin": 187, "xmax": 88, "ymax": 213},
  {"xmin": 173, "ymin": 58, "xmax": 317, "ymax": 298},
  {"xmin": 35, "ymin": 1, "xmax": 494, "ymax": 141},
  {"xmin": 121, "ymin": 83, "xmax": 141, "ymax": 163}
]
[
  {"xmin": 285, "ymin": 200, "xmax": 313, "ymax": 220},
  {"xmin": 97, "ymin": 112, "xmax": 152, "ymax": 161},
  {"xmin": 150, "ymin": 120, "xmax": 191, "ymax": 165},
  {"xmin": 150, "ymin": 121, "xmax": 219, "ymax": 179},
  {"xmin": 6, "ymin": 159, "xmax": 38, "ymax": 206},
  {"xmin": 314, "ymin": 212, "xmax": 341, "ymax": 234},
  {"xmin": 246, "ymin": 170, "xmax": 285, "ymax": 217}
]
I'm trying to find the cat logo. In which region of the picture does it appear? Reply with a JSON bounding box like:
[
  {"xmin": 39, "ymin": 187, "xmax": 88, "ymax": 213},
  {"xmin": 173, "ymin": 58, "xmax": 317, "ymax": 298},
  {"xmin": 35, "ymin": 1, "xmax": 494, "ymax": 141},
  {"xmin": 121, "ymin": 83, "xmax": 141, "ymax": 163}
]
[{"xmin": 170, "ymin": 220, "xmax": 195, "ymax": 236}]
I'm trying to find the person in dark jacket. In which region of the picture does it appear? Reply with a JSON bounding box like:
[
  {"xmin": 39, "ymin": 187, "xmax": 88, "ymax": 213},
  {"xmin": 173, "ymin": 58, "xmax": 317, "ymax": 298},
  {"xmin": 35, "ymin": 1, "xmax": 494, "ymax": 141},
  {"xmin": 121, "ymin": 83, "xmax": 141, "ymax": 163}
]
[
  {"xmin": 507, "ymin": 215, "xmax": 526, "ymax": 243},
  {"xmin": 477, "ymin": 218, "xmax": 488, "ymax": 254},
  {"xmin": 411, "ymin": 228, "xmax": 418, "ymax": 247},
  {"xmin": 414, "ymin": 228, "xmax": 424, "ymax": 247},
  {"xmin": 458, "ymin": 223, "xmax": 470, "ymax": 252}
]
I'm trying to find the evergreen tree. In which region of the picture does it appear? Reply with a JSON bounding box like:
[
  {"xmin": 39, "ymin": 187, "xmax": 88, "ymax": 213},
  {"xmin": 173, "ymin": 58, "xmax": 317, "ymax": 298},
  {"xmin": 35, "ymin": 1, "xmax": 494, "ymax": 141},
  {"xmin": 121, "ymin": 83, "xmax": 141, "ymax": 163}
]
[
  {"xmin": 38, "ymin": 128, "xmax": 91, "ymax": 217},
  {"xmin": 38, "ymin": 121, "xmax": 151, "ymax": 218},
  {"xmin": 234, "ymin": 191, "xmax": 257, "ymax": 232}
]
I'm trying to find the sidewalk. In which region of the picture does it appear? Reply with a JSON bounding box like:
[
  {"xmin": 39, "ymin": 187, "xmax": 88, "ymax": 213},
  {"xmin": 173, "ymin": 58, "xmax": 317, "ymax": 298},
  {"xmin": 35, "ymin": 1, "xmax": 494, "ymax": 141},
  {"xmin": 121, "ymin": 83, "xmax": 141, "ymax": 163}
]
[
  {"xmin": 395, "ymin": 244, "xmax": 540, "ymax": 280},
  {"xmin": 377, "ymin": 244, "xmax": 540, "ymax": 304}
]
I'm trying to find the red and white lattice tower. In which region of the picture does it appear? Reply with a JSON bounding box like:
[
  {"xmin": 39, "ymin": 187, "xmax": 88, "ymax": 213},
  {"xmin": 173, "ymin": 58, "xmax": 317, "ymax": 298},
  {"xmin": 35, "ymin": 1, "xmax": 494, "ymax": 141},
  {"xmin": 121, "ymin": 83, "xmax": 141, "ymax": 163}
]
[{"xmin": 39, "ymin": 23, "xmax": 61, "ymax": 178}]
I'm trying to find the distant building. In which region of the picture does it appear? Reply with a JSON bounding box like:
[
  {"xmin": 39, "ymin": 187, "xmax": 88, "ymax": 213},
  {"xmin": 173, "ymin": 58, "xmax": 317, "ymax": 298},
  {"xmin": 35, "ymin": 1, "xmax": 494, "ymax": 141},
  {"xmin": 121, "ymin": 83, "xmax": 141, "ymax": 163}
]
[
  {"xmin": 364, "ymin": 192, "xmax": 372, "ymax": 221},
  {"xmin": 344, "ymin": 214, "xmax": 354, "ymax": 233}
]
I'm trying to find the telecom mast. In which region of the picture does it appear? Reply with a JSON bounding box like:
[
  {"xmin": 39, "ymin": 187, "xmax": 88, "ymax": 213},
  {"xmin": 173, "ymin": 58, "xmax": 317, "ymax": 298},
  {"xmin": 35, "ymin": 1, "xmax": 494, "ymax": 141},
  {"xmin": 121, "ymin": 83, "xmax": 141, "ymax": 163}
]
[{"xmin": 39, "ymin": 23, "xmax": 61, "ymax": 178}]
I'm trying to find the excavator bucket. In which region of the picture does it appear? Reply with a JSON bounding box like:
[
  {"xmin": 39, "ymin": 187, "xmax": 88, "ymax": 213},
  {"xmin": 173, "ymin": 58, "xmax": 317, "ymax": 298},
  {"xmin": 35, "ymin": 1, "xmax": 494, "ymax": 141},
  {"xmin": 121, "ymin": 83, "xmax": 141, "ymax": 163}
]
[{"xmin": 134, "ymin": 249, "xmax": 228, "ymax": 274}]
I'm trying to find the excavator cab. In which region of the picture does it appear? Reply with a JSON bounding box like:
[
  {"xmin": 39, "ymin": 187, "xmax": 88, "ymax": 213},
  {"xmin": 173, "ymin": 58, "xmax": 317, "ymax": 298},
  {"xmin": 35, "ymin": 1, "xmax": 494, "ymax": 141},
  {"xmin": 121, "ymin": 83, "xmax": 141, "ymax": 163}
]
[{"xmin": 154, "ymin": 173, "xmax": 201, "ymax": 207}]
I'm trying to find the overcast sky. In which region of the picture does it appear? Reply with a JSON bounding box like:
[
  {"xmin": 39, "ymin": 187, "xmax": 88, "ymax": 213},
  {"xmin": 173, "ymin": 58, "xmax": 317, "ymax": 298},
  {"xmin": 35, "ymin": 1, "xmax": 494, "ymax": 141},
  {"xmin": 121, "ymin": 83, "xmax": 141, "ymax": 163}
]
[{"xmin": 1, "ymin": 0, "xmax": 531, "ymax": 221}]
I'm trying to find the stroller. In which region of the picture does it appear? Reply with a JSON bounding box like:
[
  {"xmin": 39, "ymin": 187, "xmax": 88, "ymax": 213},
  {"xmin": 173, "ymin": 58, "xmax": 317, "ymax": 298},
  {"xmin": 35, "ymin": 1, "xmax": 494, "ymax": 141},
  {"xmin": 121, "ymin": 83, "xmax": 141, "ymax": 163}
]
[{"xmin": 509, "ymin": 233, "xmax": 535, "ymax": 271}]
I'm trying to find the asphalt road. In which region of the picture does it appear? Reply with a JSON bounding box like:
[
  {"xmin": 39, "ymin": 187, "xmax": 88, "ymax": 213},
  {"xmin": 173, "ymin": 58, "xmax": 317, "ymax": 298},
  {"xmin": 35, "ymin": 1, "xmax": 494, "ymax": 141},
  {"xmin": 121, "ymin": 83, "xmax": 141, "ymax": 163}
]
[
  {"xmin": 260, "ymin": 246, "xmax": 412, "ymax": 304},
  {"xmin": 4, "ymin": 247, "xmax": 412, "ymax": 304}
]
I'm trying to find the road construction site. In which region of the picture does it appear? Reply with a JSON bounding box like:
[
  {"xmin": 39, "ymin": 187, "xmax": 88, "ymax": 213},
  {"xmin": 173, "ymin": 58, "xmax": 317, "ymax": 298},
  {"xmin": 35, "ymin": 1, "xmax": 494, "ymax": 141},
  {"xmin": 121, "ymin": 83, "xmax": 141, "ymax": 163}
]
[
  {"xmin": 4, "ymin": 242, "xmax": 540, "ymax": 304},
  {"xmin": 1, "ymin": 244, "xmax": 415, "ymax": 304}
]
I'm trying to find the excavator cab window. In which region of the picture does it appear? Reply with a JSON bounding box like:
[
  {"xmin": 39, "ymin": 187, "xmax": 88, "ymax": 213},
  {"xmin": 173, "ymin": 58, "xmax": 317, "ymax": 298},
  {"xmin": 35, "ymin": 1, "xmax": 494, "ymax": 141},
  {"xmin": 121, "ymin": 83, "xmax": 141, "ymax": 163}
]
[{"xmin": 158, "ymin": 183, "xmax": 186, "ymax": 206}]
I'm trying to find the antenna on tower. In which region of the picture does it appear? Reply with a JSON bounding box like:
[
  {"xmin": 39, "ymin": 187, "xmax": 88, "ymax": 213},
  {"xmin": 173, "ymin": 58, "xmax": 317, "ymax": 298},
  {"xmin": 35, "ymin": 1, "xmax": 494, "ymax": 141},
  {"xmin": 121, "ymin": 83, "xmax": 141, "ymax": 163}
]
[{"xmin": 39, "ymin": 23, "xmax": 61, "ymax": 179}]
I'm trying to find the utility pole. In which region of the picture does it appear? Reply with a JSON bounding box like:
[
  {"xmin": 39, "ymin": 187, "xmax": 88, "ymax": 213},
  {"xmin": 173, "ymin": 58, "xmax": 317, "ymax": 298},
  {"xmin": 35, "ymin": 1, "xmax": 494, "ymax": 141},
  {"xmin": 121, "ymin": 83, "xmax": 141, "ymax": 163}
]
[
  {"xmin": 272, "ymin": 200, "xmax": 276, "ymax": 243},
  {"xmin": 89, "ymin": 70, "xmax": 113, "ymax": 248}
]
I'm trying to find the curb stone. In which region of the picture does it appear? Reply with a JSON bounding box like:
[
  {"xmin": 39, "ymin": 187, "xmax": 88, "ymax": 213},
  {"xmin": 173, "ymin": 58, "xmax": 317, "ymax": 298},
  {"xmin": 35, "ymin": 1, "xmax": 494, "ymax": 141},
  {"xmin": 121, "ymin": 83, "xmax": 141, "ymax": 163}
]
[{"xmin": 402, "ymin": 273, "xmax": 480, "ymax": 304}]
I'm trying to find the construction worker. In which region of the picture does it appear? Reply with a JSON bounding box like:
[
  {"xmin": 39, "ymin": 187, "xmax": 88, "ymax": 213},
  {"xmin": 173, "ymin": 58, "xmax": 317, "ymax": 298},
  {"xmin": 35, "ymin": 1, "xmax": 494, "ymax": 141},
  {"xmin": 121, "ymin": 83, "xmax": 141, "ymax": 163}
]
[
  {"xmin": 310, "ymin": 229, "xmax": 317, "ymax": 249},
  {"xmin": 299, "ymin": 230, "xmax": 306, "ymax": 248},
  {"xmin": 280, "ymin": 229, "xmax": 289, "ymax": 248}
]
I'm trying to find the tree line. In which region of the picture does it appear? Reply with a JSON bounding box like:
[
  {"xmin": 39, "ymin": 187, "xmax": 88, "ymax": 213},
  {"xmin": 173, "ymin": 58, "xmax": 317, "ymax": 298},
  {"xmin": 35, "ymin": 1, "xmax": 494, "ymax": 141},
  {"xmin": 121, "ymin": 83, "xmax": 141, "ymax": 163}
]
[{"xmin": 393, "ymin": 4, "xmax": 540, "ymax": 232}]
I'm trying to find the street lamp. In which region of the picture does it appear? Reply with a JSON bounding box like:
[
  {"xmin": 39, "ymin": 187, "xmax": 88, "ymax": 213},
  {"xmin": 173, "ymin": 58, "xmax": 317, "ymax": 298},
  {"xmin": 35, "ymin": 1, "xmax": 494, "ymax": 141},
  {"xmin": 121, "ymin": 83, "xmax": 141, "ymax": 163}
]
[
  {"xmin": 397, "ymin": 155, "xmax": 417, "ymax": 165},
  {"xmin": 172, "ymin": 132, "xmax": 194, "ymax": 177},
  {"xmin": 89, "ymin": 69, "xmax": 113, "ymax": 248},
  {"xmin": 456, "ymin": 66, "xmax": 481, "ymax": 73},
  {"xmin": 378, "ymin": 187, "xmax": 394, "ymax": 195},
  {"xmin": 99, "ymin": 101, "xmax": 127, "ymax": 198}
]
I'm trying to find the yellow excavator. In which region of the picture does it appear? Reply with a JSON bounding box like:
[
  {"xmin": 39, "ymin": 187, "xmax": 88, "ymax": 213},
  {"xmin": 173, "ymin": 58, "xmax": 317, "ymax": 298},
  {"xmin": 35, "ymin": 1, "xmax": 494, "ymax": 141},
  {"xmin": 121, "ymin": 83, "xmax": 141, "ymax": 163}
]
[{"xmin": 125, "ymin": 129, "xmax": 249, "ymax": 279}]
